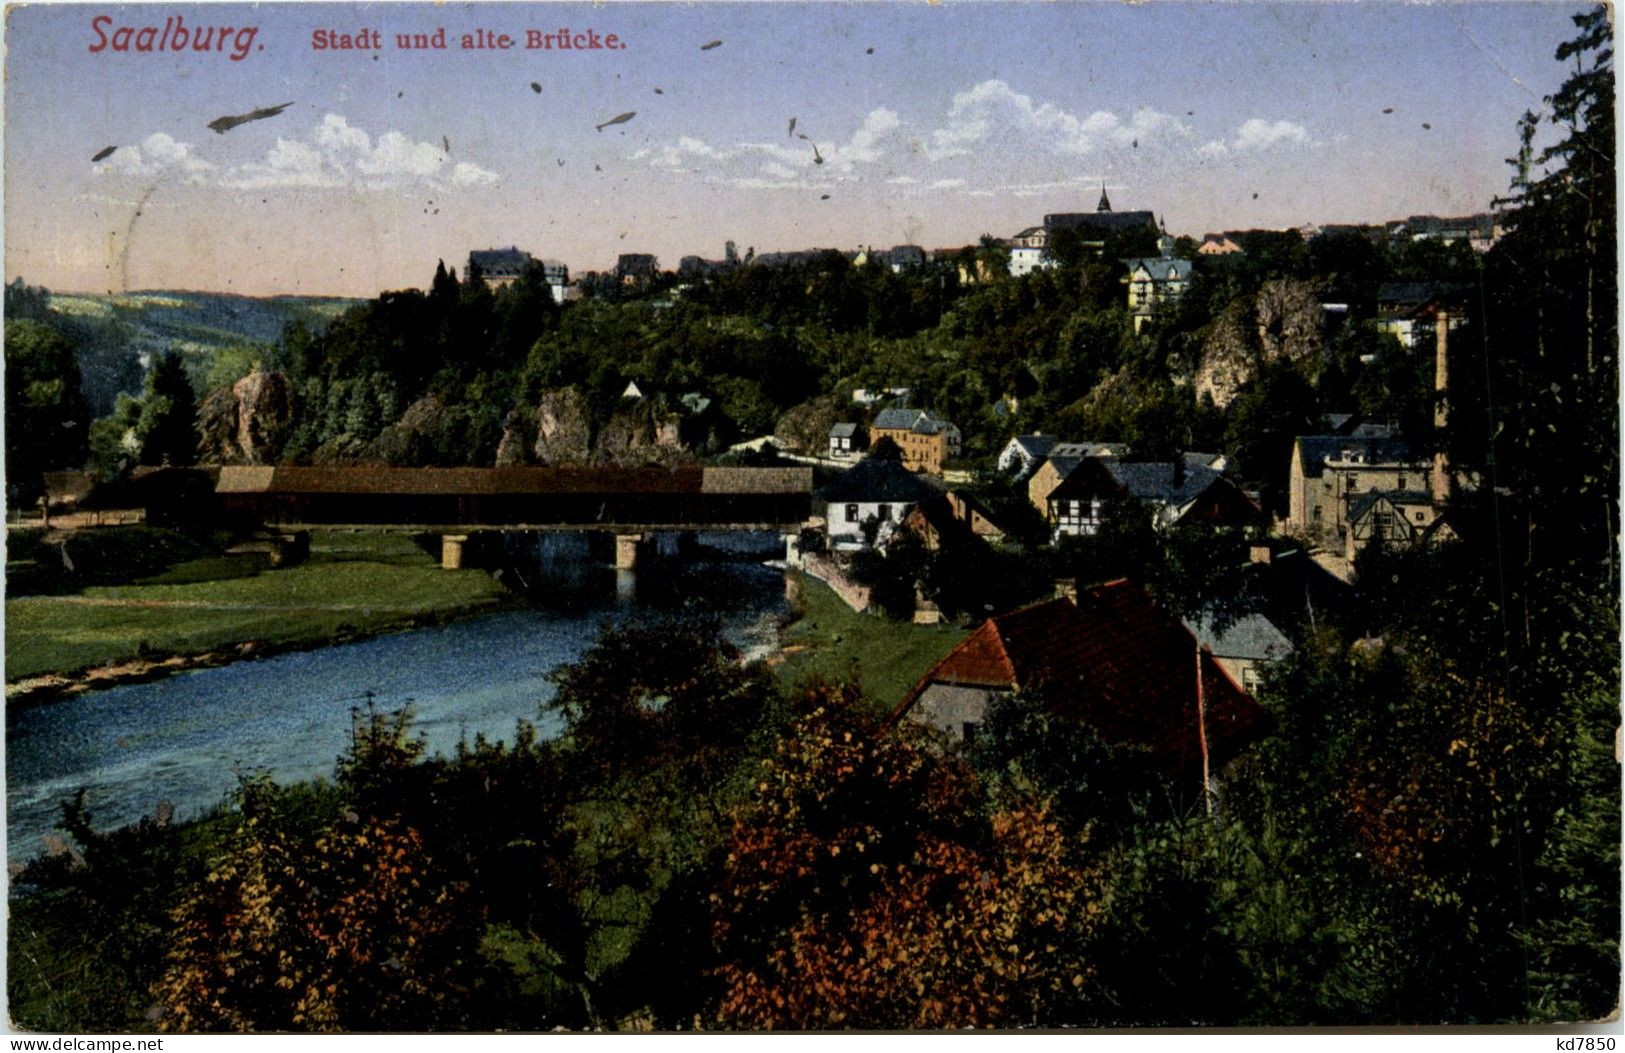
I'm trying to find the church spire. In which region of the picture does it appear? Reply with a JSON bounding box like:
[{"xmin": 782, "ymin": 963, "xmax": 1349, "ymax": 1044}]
[{"xmin": 1097, "ymin": 183, "xmax": 1113, "ymax": 212}]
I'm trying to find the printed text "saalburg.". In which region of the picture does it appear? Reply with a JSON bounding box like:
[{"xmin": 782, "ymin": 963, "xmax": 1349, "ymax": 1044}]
[{"xmin": 88, "ymin": 15, "xmax": 261, "ymax": 60}]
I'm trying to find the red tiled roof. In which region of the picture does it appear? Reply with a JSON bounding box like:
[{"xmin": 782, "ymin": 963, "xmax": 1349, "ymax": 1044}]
[{"xmin": 894, "ymin": 582, "xmax": 1266, "ymax": 776}]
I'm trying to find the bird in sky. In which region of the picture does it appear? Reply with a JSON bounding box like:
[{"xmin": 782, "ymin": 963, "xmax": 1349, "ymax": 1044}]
[{"xmin": 207, "ymin": 102, "xmax": 294, "ymax": 134}]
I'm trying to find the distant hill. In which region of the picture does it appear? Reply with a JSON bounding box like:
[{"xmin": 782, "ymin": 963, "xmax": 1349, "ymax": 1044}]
[{"xmin": 43, "ymin": 290, "xmax": 359, "ymax": 416}]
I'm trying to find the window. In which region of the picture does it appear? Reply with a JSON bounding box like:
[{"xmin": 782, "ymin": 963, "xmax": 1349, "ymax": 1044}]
[
  {"xmin": 1397, "ymin": 476, "xmax": 1407, "ymax": 490},
  {"xmin": 878, "ymin": 504, "xmax": 892, "ymax": 522},
  {"xmin": 845, "ymin": 503, "xmax": 859, "ymax": 523},
  {"xmin": 1415, "ymin": 511, "xmax": 1426, "ymax": 522}
]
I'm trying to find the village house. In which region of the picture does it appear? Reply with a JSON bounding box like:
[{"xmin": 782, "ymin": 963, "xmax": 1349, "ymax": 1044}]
[
  {"xmin": 1375, "ymin": 282, "xmax": 1471, "ymax": 349},
  {"xmin": 1007, "ymin": 226, "xmax": 1054, "ymax": 277},
  {"xmin": 1345, "ymin": 489, "xmax": 1454, "ymax": 562},
  {"xmin": 1389, "ymin": 212, "xmax": 1500, "ymax": 252},
  {"xmin": 615, "ymin": 253, "xmax": 659, "ymax": 286},
  {"xmin": 1197, "ymin": 233, "xmax": 1243, "ymax": 255},
  {"xmin": 1287, "ymin": 433, "xmax": 1430, "ymax": 544},
  {"xmin": 878, "ymin": 244, "xmax": 927, "ymax": 272},
  {"xmin": 827, "ymin": 422, "xmax": 865, "ymax": 461},
  {"xmin": 935, "ymin": 245, "xmax": 1004, "ymax": 286},
  {"xmin": 1045, "ymin": 454, "xmax": 1260, "ymax": 540},
  {"xmin": 998, "ymin": 434, "xmax": 1058, "ymax": 479},
  {"xmin": 815, "ymin": 455, "xmax": 944, "ymax": 551},
  {"xmin": 888, "ymin": 581, "xmax": 1268, "ymax": 796},
  {"xmin": 1122, "ymin": 233, "xmax": 1195, "ymax": 332},
  {"xmin": 870, "ymin": 407, "xmax": 962, "ymax": 475},
  {"xmin": 1182, "ymin": 609, "xmax": 1293, "ymax": 696},
  {"xmin": 1024, "ymin": 441, "xmax": 1124, "ymax": 516},
  {"xmin": 467, "ymin": 247, "xmax": 532, "ymax": 289},
  {"xmin": 902, "ymin": 490, "xmax": 1007, "ymax": 551},
  {"xmin": 467, "ymin": 247, "xmax": 570, "ymax": 303},
  {"xmin": 677, "ymin": 240, "xmax": 741, "ymax": 278}
]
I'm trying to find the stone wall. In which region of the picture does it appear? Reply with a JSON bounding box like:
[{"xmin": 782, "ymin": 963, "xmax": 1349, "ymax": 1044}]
[{"xmin": 801, "ymin": 552, "xmax": 872, "ymax": 612}]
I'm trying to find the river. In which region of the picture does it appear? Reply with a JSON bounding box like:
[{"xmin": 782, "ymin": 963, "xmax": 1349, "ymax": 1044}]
[{"xmin": 6, "ymin": 558, "xmax": 790, "ymax": 865}]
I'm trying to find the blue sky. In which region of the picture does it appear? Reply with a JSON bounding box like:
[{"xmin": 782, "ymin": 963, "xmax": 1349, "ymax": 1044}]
[{"xmin": 3, "ymin": 2, "xmax": 1592, "ymax": 296}]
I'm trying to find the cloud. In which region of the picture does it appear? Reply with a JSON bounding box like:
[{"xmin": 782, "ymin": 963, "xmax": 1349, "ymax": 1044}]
[
  {"xmin": 925, "ymin": 80, "xmax": 1191, "ymax": 161},
  {"xmin": 648, "ymin": 136, "xmax": 729, "ymax": 171},
  {"xmin": 449, "ymin": 162, "xmax": 500, "ymax": 188},
  {"xmin": 642, "ymin": 108, "xmax": 903, "ymax": 188},
  {"xmin": 95, "ymin": 133, "xmax": 216, "ymax": 181},
  {"xmin": 95, "ymin": 115, "xmax": 501, "ymax": 191},
  {"xmin": 227, "ymin": 114, "xmax": 501, "ymax": 189},
  {"xmin": 1199, "ymin": 118, "xmax": 1313, "ymax": 157}
]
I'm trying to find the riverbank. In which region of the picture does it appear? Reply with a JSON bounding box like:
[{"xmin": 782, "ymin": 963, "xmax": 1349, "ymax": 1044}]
[
  {"xmin": 772, "ymin": 571, "xmax": 968, "ymax": 713},
  {"xmin": 5, "ymin": 531, "xmax": 516, "ymax": 703}
]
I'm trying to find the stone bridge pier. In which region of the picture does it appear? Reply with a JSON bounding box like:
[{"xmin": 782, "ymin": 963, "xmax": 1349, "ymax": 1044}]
[{"xmin": 614, "ymin": 532, "xmax": 644, "ymax": 571}]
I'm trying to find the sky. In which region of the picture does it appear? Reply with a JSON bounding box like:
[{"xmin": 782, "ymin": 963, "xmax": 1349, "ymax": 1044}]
[{"xmin": 2, "ymin": 1, "xmax": 1595, "ymax": 297}]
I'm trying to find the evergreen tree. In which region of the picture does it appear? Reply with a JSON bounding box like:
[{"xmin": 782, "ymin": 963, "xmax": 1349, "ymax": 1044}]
[{"xmin": 136, "ymin": 353, "xmax": 199, "ymax": 466}]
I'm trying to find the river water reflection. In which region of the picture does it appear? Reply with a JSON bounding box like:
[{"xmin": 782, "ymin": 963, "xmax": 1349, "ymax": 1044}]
[{"xmin": 6, "ymin": 561, "xmax": 788, "ymax": 864}]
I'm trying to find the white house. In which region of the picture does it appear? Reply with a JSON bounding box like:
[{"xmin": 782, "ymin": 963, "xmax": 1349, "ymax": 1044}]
[{"xmin": 814, "ymin": 456, "xmax": 943, "ymax": 551}]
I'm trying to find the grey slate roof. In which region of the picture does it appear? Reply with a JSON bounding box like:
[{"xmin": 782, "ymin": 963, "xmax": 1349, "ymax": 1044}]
[
  {"xmin": 1103, "ymin": 459, "xmax": 1224, "ymax": 506},
  {"xmin": 873, "ymin": 407, "xmax": 927, "ymax": 431},
  {"xmin": 1294, "ymin": 435, "xmax": 1420, "ymax": 478},
  {"xmin": 1045, "ymin": 210, "xmax": 1158, "ymax": 233},
  {"xmin": 1050, "ymin": 441, "xmax": 1116, "ymax": 459},
  {"xmin": 873, "ymin": 407, "xmax": 954, "ymax": 435},
  {"xmin": 816, "ymin": 457, "xmax": 944, "ymax": 504},
  {"xmin": 1011, "ymin": 435, "xmax": 1058, "ymax": 459},
  {"xmin": 1376, "ymin": 281, "xmax": 1473, "ymax": 310},
  {"xmin": 1184, "ymin": 610, "xmax": 1294, "ymax": 663},
  {"xmin": 829, "ymin": 422, "xmax": 860, "ymax": 439},
  {"xmin": 1044, "ymin": 455, "xmax": 1088, "ymax": 482},
  {"xmin": 1124, "ymin": 256, "xmax": 1194, "ymax": 281},
  {"xmin": 469, "ymin": 247, "xmax": 533, "ymax": 277}
]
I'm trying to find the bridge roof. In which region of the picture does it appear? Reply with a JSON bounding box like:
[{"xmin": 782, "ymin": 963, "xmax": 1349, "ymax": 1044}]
[{"xmin": 216, "ymin": 465, "xmax": 811, "ymax": 497}]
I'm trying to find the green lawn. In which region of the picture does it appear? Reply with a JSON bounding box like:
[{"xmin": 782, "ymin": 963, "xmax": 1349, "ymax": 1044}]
[
  {"xmin": 774, "ymin": 572, "xmax": 968, "ymax": 715},
  {"xmin": 6, "ymin": 532, "xmax": 512, "ymax": 681}
]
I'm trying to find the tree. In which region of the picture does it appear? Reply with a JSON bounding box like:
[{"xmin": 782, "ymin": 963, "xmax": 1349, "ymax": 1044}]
[
  {"xmin": 136, "ymin": 353, "xmax": 200, "ymax": 466},
  {"xmin": 1463, "ymin": 5, "xmax": 1617, "ymax": 590},
  {"xmin": 710, "ymin": 687, "xmax": 1105, "ymax": 1029},
  {"xmin": 543, "ymin": 619, "xmax": 778, "ymax": 792},
  {"xmin": 154, "ymin": 776, "xmax": 479, "ymax": 1033},
  {"xmin": 5, "ymin": 319, "xmax": 89, "ymax": 500}
]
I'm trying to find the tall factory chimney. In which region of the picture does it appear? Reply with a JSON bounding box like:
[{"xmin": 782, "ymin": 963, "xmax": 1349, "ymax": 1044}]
[{"xmin": 1431, "ymin": 306, "xmax": 1451, "ymax": 504}]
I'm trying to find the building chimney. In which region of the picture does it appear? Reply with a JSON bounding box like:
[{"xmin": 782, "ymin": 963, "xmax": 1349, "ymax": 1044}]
[{"xmin": 1432, "ymin": 307, "xmax": 1451, "ymax": 503}]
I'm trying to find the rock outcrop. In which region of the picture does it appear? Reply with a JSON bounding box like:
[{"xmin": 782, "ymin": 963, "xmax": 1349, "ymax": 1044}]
[
  {"xmin": 194, "ymin": 368, "xmax": 294, "ymax": 464},
  {"xmin": 232, "ymin": 369, "xmax": 294, "ymax": 464},
  {"xmin": 532, "ymin": 386, "xmax": 593, "ymax": 464},
  {"xmin": 774, "ymin": 396, "xmax": 841, "ymax": 453},
  {"xmin": 1194, "ymin": 305, "xmax": 1255, "ymax": 410},
  {"xmin": 1194, "ymin": 280, "xmax": 1326, "ymax": 409}
]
